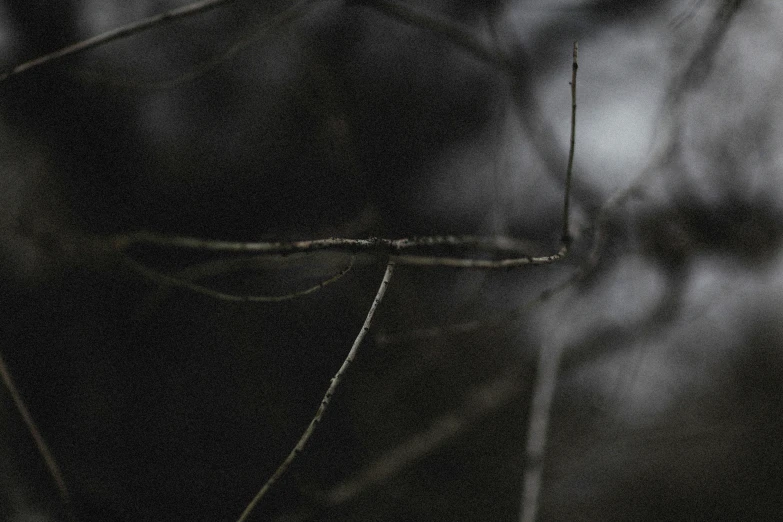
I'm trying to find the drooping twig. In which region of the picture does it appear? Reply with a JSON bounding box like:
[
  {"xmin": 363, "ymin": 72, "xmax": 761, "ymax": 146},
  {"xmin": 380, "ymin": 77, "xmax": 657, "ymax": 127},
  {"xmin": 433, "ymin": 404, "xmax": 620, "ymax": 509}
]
[
  {"xmin": 0, "ymin": 350, "xmax": 71, "ymax": 510},
  {"xmin": 121, "ymin": 253, "xmax": 355, "ymax": 302},
  {"xmin": 518, "ymin": 41, "xmax": 577, "ymax": 522},
  {"xmin": 235, "ymin": 261, "xmax": 396, "ymax": 522},
  {"xmin": 0, "ymin": 0, "xmax": 234, "ymax": 83}
]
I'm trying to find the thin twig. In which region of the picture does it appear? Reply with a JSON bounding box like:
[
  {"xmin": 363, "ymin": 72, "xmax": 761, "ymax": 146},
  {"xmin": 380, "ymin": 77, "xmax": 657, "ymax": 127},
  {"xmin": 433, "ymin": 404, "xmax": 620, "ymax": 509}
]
[
  {"xmin": 583, "ymin": 2, "xmax": 744, "ymax": 275},
  {"xmin": 562, "ymin": 42, "xmax": 577, "ymax": 245},
  {"xmin": 122, "ymin": 254, "xmax": 354, "ymax": 302},
  {"xmin": 390, "ymin": 245, "xmax": 566, "ymax": 268},
  {"xmin": 77, "ymin": 0, "xmax": 325, "ymax": 91},
  {"xmin": 114, "ymin": 233, "xmax": 538, "ymax": 254},
  {"xmin": 236, "ymin": 261, "xmax": 396, "ymax": 522},
  {"xmin": 518, "ymin": 41, "xmax": 578, "ymax": 522},
  {"xmin": 0, "ymin": 0, "xmax": 234, "ymax": 83},
  {"xmin": 0, "ymin": 350, "xmax": 71, "ymax": 509},
  {"xmin": 113, "ymin": 233, "xmax": 566, "ymax": 269},
  {"xmin": 352, "ymin": 0, "xmax": 509, "ymax": 69},
  {"xmin": 376, "ymin": 271, "xmax": 574, "ymax": 346}
]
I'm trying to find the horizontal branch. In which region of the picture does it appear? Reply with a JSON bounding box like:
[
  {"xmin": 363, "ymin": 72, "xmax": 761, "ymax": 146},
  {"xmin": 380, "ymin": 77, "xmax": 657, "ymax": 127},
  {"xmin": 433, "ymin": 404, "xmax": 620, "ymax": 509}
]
[{"xmin": 113, "ymin": 232, "xmax": 566, "ymax": 269}]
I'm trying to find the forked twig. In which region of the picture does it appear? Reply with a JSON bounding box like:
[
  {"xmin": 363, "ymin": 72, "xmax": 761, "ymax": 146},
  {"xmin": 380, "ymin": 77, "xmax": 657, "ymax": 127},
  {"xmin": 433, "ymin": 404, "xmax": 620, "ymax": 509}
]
[
  {"xmin": 235, "ymin": 261, "xmax": 396, "ymax": 522},
  {"xmin": 0, "ymin": 350, "xmax": 71, "ymax": 509}
]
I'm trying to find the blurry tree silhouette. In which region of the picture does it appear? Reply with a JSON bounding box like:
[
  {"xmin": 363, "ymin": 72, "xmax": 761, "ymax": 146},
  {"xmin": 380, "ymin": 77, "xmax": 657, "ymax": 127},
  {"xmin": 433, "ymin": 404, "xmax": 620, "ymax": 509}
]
[{"xmin": 1, "ymin": 1, "xmax": 782, "ymax": 521}]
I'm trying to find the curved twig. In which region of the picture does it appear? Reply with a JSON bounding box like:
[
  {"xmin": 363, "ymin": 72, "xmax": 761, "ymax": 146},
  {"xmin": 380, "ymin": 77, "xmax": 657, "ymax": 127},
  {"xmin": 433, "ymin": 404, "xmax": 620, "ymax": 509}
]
[{"xmin": 122, "ymin": 253, "xmax": 355, "ymax": 302}]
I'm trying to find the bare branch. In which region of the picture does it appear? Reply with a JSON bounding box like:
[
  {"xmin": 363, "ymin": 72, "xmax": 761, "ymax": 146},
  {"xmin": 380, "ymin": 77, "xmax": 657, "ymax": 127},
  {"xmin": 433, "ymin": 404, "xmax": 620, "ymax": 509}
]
[
  {"xmin": 236, "ymin": 261, "xmax": 396, "ymax": 522},
  {"xmin": 519, "ymin": 41, "xmax": 577, "ymax": 522},
  {"xmin": 121, "ymin": 254, "xmax": 355, "ymax": 302},
  {"xmin": 351, "ymin": 0, "xmax": 509, "ymax": 69},
  {"xmin": 0, "ymin": 0, "xmax": 234, "ymax": 83},
  {"xmin": 376, "ymin": 271, "xmax": 575, "ymax": 346},
  {"xmin": 390, "ymin": 245, "xmax": 566, "ymax": 269},
  {"xmin": 562, "ymin": 42, "xmax": 577, "ymax": 245},
  {"xmin": 0, "ymin": 350, "xmax": 71, "ymax": 511},
  {"xmin": 113, "ymin": 233, "xmax": 567, "ymax": 270},
  {"xmin": 76, "ymin": 0, "xmax": 326, "ymax": 91}
]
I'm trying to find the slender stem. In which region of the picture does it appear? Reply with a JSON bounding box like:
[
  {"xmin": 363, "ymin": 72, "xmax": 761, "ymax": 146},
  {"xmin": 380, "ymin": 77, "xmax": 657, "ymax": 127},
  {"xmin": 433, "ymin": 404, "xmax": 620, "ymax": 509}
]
[
  {"xmin": 519, "ymin": 41, "xmax": 578, "ymax": 522},
  {"xmin": 113, "ymin": 233, "xmax": 566, "ymax": 269},
  {"xmin": 235, "ymin": 261, "xmax": 396, "ymax": 522},
  {"xmin": 0, "ymin": 0, "xmax": 234, "ymax": 83},
  {"xmin": 122, "ymin": 254, "xmax": 354, "ymax": 302},
  {"xmin": 562, "ymin": 42, "xmax": 578, "ymax": 244},
  {"xmin": 0, "ymin": 350, "xmax": 71, "ymax": 508}
]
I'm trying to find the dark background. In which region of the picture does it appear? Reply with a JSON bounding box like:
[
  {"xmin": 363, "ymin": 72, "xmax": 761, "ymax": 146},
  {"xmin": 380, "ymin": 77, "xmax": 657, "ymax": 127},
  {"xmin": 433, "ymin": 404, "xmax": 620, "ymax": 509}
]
[{"xmin": 1, "ymin": 1, "xmax": 782, "ymax": 520}]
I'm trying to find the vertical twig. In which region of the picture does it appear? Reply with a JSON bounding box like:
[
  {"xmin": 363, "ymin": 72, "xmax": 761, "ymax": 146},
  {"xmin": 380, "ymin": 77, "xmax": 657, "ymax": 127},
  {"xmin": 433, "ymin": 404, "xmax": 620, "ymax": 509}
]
[
  {"xmin": 0, "ymin": 350, "xmax": 71, "ymax": 509},
  {"xmin": 562, "ymin": 42, "xmax": 577, "ymax": 245},
  {"xmin": 236, "ymin": 261, "xmax": 396, "ymax": 522},
  {"xmin": 519, "ymin": 41, "xmax": 577, "ymax": 522}
]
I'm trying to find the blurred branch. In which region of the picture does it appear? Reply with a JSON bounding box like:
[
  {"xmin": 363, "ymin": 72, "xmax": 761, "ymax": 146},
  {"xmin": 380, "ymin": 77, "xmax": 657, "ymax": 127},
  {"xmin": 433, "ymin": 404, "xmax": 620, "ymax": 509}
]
[
  {"xmin": 0, "ymin": 350, "xmax": 71, "ymax": 515},
  {"xmin": 77, "ymin": 0, "xmax": 326, "ymax": 90},
  {"xmin": 519, "ymin": 41, "xmax": 577, "ymax": 522},
  {"xmin": 376, "ymin": 270, "xmax": 573, "ymax": 346},
  {"xmin": 585, "ymin": 0, "xmax": 746, "ymax": 274},
  {"xmin": 350, "ymin": 0, "xmax": 509, "ymax": 69},
  {"xmin": 236, "ymin": 261, "xmax": 396, "ymax": 522},
  {"xmin": 271, "ymin": 369, "xmax": 524, "ymax": 522},
  {"xmin": 325, "ymin": 369, "xmax": 523, "ymax": 507},
  {"xmin": 0, "ymin": 0, "xmax": 234, "ymax": 83},
  {"xmin": 121, "ymin": 253, "xmax": 355, "ymax": 302}
]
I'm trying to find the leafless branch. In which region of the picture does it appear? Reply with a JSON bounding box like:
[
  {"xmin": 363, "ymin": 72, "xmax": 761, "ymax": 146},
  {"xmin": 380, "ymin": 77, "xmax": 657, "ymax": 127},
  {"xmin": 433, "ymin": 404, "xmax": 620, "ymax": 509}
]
[
  {"xmin": 121, "ymin": 253, "xmax": 355, "ymax": 302},
  {"xmin": 76, "ymin": 0, "xmax": 326, "ymax": 91},
  {"xmin": 351, "ymin": 0, "xmax": 509, "ymax": 69},
  {"xmin": 376, "ymin": 271, "xmax": 574, "ymax": 346},
  {"xmin": 519, "ymin": 41, "xmax": 577, "ymax": 522},
  {"xmin": 113, "ymin": 233, "xmax": 568, "ymax": 270},
  {"xmin": 235, "ymin": 261, "xmax": 396, "ymax": 522},
  {"xmin": 0, "ymin": 0, "xmax": 235, "ymax": 83},
  {"xmin": 270, "ymin": 370, "xmax": 524, "ymax": 522},
  {"xmin": 0, "ymin": 350, "xmax": 71, "ymax": 511}
]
